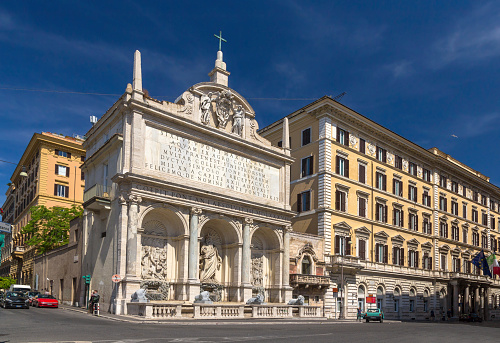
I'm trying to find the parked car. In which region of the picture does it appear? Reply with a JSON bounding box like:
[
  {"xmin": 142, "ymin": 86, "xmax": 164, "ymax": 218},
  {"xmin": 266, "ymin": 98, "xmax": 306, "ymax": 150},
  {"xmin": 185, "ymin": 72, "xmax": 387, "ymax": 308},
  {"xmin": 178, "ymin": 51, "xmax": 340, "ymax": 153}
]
[
  {"xmin": 468, "ymin": 313, "xmax": 483, "ymax": 322},
  {"xmin": 365, "ymin": 308, "xmax": 384, "ymax": 322},
  {"xmin": 1, "ymin": 291, "xmax": 29, "ymax": 309},
  {"xmin": 33, "ymin": 294, "xmax": 58, "ymax": 308},
  {"xmin": 27, "ymin": 291, "xmax": 40, "ymax": 306}
]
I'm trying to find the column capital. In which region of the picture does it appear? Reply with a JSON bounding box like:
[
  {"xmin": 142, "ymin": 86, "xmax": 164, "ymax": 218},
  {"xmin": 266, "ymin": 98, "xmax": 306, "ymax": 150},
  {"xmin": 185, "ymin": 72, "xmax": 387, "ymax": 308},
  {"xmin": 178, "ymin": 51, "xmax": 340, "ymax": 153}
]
[
  {"xmin": 191, "ymin": 207, "xmax": 202, "ymax": 215},
  {"xmin": 244, "ymin": 217, "xmax": 254, "ymax": 225},
  {"xmin": 283, "ymin": 225, "xmax": 293, "ymax": 233},
  {"xmin": 129, "ymin": 194, "xmax": 142, "ymax": 204}
]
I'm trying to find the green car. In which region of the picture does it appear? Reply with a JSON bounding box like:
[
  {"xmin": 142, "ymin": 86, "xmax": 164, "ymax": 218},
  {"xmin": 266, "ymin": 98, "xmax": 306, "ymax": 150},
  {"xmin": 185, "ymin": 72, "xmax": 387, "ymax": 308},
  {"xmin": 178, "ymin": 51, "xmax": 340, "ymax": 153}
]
[{"xmin": 365, "ymin": 308, "xmax": 384, "ymax": 322}]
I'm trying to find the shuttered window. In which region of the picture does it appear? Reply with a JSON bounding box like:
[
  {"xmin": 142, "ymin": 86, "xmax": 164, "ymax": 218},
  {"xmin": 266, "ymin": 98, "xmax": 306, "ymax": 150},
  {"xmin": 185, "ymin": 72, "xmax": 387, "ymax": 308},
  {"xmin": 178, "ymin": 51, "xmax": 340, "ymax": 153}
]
[
  {"xmin": 358, "ymin": 164, "xmax": 366, "ymax": 184},
  {"xmin": 359, "ymin": 240, "xmax": 366, "ymax": 260},
  {"xmin": 358, "ymin": 197, "xmax": 366, "ymax": 217}
]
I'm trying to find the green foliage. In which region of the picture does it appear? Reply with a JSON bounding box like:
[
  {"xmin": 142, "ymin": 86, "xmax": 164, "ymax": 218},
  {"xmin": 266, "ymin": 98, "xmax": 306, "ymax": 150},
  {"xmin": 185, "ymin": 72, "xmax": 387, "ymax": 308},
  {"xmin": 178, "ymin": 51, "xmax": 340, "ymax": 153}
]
[
  {"xmin": 21, "ymin": 205, "xmax": 83, "ymax": 254},
  {"xmin": 0, "ymin": 276, "xmax": 17, "ymax": 290}
]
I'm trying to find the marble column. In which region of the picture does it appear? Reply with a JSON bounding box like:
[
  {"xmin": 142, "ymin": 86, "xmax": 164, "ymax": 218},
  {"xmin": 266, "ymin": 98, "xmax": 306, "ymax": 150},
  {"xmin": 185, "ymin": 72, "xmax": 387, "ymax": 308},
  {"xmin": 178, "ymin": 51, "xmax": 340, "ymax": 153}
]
[
  {"xmin": 188, "ymin": 208, "xmax": 202, "ymax": 281},
  {"xmin": 452, "ymin": 282, "xmax": 459, "ymax": 317},
  {"xmin": 241, "ymin": 218, "xmax": 253, "ymax": 302},
  {"xmin": 241, "ymin": 218, "xmax": 252, "ymax": 285},
  {"xmin": 282, "ymin": 226, "xmax": 292, "ymax": 303},
  {"xmin": 126, "ymin": 195, "xmax": 141, "ymax": 276},
  {"xmin": 464, "ymin": 284, "xmax": 470, "ymax": 314},
  {"xmin": 480, "ymin": 287, "xmax": 485, "ymax": 315},
  {"xmin": 484, "ymin": 287, "xmax": 490, "ymax": 321}
]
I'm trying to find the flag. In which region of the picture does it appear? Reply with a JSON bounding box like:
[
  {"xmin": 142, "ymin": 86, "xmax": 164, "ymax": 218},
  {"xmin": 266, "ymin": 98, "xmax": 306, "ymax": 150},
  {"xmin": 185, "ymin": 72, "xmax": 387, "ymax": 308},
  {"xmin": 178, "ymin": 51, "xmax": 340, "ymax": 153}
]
[
  {"xmin": 487, "ymin": 253, "xmax": 497, "ymax": 268},
  {"xmin": 492, "ymin": 258, "xmax": 500, "ymax": 276},
  {"xmin": 472, "ymin": 250, "xmax": 492, "ymax": 277}
]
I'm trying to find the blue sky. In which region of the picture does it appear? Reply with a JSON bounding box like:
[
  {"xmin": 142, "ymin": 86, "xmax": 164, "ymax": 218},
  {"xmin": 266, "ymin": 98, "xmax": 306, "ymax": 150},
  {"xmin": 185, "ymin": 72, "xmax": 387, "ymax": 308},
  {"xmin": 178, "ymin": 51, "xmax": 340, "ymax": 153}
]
[{"xmin": 0, "ymin": 1, "xmax": 500, "ymax": 206}]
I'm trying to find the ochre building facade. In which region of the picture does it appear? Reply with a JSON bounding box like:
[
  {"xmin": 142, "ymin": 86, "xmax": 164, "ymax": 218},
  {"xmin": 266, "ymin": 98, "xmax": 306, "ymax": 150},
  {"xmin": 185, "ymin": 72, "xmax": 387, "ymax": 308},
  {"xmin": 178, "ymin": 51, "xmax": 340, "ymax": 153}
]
[{"xmin": 260, "ymin": 96, "xmax": 500, "ymax": 320}]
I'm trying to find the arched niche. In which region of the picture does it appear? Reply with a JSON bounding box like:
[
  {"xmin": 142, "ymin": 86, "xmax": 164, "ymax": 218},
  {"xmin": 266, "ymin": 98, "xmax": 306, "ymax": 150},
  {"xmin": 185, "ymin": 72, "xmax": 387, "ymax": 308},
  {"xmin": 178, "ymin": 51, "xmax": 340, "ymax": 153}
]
[
  {"xmin": 250, "ymin": 225, "xmax": 282, "ymax": 302},
  {"xmin": 139, "ymin": 205, "xmax": 187, "ymax": 287}
]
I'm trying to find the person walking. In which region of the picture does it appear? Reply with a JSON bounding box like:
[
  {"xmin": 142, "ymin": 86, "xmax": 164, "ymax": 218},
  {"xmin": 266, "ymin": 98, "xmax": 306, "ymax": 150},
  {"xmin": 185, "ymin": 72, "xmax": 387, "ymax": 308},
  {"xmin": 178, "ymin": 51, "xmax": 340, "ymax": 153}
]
[
  {"xmin": 88, "ymin": 290, "xmax": 100, "ymax": 314},
  {"xmin": 357, "ymin": 307, "xmax": 362, "ymax": 322}
]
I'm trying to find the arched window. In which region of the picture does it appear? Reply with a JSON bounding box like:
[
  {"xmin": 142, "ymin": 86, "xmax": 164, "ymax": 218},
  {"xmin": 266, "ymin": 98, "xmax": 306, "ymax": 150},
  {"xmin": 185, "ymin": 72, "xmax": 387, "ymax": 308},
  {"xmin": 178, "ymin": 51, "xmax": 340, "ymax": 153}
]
[
  {"xmin": 301, "ymin": 256, "xmax": 311, "ymax": 275},
  {"xmin": 394, "ymin": 287, "xmax": 401, "ymax": 314},
  {"xmin": 423, "ymin": 289, "xmax": 430, "ymax": 312},
  {"xmin": 409, "ymin": 288, "xmax": 417, "ymax": 312},
  {"xmin": 376, "ymin": 286, "xmax": 384, "ymax": 310}
]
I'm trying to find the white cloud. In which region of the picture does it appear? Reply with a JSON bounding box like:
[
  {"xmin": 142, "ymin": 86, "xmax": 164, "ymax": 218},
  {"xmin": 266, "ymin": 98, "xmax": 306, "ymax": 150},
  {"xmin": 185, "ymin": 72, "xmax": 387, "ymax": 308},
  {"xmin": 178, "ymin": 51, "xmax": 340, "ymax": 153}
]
[
  {"xmin": 450, "ymin": 112, "xmax": 500, "ymax": 138},
  {"xmin": 384, "ymin": 60, "xmax": 414, "ymax": 79},
  {"xmin": 432, "ymin": 2, "xmax": 500, "ymax": 67}
]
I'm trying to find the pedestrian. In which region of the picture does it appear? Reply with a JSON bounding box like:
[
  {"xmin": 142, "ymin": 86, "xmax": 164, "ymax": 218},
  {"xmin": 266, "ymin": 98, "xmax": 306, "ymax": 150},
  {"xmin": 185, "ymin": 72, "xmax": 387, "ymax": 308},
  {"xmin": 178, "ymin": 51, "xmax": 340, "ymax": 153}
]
[
  {"xmin": 430, "ymin": 310, "xmax": 435, "ymax": 321},
  {"xmin": 44, "ymin": 288, "xmax": 49, "ymax": 295},
  {"xmin": 88, "ymin": 290, "xmax": 100, "ymax": 314},
  {"xmin": 357, "ymin": 307, "xmax": 362, "ymax": 322}
]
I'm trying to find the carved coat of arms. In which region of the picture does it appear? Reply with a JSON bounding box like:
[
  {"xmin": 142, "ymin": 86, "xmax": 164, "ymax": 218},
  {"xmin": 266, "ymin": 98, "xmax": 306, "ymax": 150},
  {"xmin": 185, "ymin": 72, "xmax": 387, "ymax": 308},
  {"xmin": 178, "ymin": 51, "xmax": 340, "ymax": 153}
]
[{"xmin": 215, "ymin": 90, "xmax": 234, "ymax": 129}]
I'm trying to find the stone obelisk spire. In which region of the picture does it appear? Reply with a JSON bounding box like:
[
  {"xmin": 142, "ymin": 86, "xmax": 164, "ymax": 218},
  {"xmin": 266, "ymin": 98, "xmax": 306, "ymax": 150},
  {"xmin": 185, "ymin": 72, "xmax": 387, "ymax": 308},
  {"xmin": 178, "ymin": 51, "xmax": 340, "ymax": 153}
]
[{"xmin": 132, "ymin": 50, "xmax": 143, "ymax": 101}]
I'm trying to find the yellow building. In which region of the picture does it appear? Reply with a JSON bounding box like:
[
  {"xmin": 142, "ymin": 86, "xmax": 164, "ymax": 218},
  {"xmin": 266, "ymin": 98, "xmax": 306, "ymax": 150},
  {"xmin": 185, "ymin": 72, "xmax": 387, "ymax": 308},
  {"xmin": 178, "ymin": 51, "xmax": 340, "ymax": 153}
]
[
  {"xmin": 0, "ymin": 132, "xmax": 86, "ymax": 288},
  {"xmin": 260, "ymin": 96, "xmax": 500, "ymax": 320}
]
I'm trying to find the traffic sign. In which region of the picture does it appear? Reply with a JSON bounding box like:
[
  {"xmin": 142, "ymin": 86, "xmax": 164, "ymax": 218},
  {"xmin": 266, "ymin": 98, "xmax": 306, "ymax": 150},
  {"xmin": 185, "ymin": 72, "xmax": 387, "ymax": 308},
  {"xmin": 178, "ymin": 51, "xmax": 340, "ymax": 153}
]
[
  {"xmin": 0, "ymin": 222, "xmax": 12, "ymax": 233},
  {"xmin": 111, "ymin": 274, "xmax": 121, "ymax": 283}
]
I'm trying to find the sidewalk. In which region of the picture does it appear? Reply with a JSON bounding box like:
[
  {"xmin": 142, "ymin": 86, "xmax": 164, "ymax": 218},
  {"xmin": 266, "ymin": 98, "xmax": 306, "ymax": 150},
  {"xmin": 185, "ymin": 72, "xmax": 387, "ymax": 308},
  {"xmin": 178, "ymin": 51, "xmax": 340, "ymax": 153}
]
[{"xmin": 60, "ymin": 304, "xmax": 368, "ymax": 325}]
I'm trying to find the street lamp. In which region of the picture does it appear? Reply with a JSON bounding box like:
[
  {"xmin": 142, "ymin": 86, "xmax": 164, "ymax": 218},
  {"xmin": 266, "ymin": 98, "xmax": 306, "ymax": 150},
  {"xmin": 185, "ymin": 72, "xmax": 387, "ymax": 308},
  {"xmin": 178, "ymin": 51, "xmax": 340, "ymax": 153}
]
[{"xmin": 0, "ymin": 159, "xmax": 28, "ymax": 178}]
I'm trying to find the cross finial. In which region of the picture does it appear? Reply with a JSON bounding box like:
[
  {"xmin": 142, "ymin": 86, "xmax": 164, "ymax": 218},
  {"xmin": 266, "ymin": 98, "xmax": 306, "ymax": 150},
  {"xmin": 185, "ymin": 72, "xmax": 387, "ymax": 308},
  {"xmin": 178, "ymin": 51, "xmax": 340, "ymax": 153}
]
[{"xmin": 214, "ymin": 31, "xmax": 227, "ymax": 51}]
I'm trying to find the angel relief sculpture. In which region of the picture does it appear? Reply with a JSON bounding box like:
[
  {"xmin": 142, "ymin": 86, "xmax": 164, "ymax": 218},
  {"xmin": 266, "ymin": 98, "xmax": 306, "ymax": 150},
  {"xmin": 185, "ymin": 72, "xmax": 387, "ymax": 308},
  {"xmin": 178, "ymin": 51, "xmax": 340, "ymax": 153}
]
[
  {"xmin": 231, "ymin": 105, "xmax": 244, "ymax": 136},
  {"xmin": 199, "ymin": 244, "xmax": 222, "ymax": 283},
  {"xmin": 200, "ymin": 92, "xmax": 212, "ymax": 125},
  {"xmin": 141, "ymin": 245, "xmax": 168, "ymax": 280}
]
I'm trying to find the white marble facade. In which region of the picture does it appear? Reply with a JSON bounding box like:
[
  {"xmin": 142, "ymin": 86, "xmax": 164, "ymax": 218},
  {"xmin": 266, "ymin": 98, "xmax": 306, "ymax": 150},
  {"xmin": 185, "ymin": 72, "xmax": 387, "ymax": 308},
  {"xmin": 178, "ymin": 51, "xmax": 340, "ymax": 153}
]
[{"xmin": 81, "ymin": 50, "xmax": 294, "ymax": 315}]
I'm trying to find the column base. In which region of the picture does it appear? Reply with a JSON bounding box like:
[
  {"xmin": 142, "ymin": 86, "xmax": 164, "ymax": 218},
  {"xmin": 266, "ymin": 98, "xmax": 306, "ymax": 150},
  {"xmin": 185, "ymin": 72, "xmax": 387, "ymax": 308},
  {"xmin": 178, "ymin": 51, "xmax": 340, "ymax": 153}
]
[
  {"xmin": 282, "ymin": 286, "xmax": 293, "ymax": 304},
  {"xmin": 241, "ymin": 283, "xmax": 253, "ymax": 303},
  {"xmin": 187, "ymin": 279, "xmax": 201, "ymax": 303}
]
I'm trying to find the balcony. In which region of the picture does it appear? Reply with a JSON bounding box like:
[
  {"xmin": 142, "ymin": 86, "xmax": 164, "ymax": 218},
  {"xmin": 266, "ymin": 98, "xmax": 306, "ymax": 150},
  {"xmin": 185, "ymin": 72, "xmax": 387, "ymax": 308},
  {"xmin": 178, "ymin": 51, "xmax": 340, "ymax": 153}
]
[
  {"xmin": 290, "ymin": 274, "xmax": 331, "ymax": 289},
  {"xmin": 328, "ymin": 255, "xmax": 364, "ymax": 274},
  {"xmin": 11, "ymin": 246, "xmax": 24, "ymax": 259},
  {"xmin": 83, "ymin": 184, "xmax": 111, "ymax": 212}
]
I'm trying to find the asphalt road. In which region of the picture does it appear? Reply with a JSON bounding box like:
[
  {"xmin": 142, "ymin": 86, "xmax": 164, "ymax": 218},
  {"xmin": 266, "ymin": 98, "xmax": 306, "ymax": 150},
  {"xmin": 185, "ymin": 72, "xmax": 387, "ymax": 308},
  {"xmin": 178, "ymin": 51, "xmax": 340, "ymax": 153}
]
[{"xmin": 1, "ymin": 306, "xmax": 499, "ymax": 343}]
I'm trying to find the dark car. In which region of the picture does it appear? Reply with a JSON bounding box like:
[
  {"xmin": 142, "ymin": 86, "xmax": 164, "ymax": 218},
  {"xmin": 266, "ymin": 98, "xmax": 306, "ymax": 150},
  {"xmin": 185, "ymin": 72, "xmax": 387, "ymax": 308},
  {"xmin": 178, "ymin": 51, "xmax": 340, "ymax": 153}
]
[
  {"xmin": 1, "ymin": 291, "xmax": 29, "ymax": 309},
  {"xmin": 27, "ymin": 291, "xmax": 40, "ymax": 306}
]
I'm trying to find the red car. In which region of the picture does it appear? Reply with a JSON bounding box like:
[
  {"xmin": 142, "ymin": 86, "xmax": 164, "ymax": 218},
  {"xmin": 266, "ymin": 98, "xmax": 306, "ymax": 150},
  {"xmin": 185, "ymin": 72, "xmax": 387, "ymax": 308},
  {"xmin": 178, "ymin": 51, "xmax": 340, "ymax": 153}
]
[{"xmin": 33, "ymin": 294, "xmax": 59, "ymax": 308}]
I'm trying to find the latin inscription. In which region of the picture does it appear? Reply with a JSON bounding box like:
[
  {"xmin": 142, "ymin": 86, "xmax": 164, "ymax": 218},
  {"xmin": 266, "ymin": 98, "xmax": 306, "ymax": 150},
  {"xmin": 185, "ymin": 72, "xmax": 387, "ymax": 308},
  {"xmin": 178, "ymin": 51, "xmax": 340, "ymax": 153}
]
[{"xmin": 144, "ymin": 127, "xmax": 280, "ymax": 201}]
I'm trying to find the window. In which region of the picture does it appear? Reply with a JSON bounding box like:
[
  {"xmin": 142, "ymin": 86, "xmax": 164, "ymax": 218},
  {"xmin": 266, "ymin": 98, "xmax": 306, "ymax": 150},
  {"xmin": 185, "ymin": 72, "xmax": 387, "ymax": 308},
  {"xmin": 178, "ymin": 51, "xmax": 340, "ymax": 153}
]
[
  {"xmin": 335, "ymin": 190, "xmax": 347, "ymax": 212},
  {"xmin": 491, "ymin": 237, "xmax": 497, "ymax": 252},
  {"xmin": 376, "ymin": 203, "xmax": 388, "ymax": 223},
  {"xmin": 423, "ymin": 217, "xmax": 431, "ymax": 234},
  {"xmin": 409, "ymin": 299, "xmax": 415, "ymax": 312},
  {"xmin": 451, "ymin": 225, "xmax": 459, "ymax": 241},
  {"xmin": 358, "ymin": 197, "xmax": 367, "ymax": 217},
  {"xmin": 302, "ymin": 128, "xmax": 311, "ymax": 146},
  {"xmin": 358, "ymin": 239, "xmax": 366, "ymax": 260},
  {"xmin": 463, "ymin": 203, "xmax": 467, "ymax": 219},
  {"xmin": 103, "ymin": 164, "xmax": 109, "ymax": 189},
  {"xmin": 335, "ymin": 156, "xmax": 349, "ymax": 177},
  {"xmin": 463, "ymin": 229, "xmax": 468, "ymax": 244},
  {"xmin": 481, "ymin": 235, "xmax": 487, "ymax": 249},
  {"xmin": 81, "ymin": 171, "xmax": 85, "ymax": 181},
  {"xmin": 473, "ymin": 191, "xmax": 479, "ymax": 202},
  {"xmin": 358, "ymin": 163, "xmax": 366, "ymax": 184},
  {"xmin": 409, "ymin": 162, "xmax": 417, "ymax": 176},
  {"xmin": 472, "ymin": 209, "xmax": 478, "ymax": 223},
  {"xmin": 376, "ymin": 172, "xmax": 387, "ymax": 191},
  {"xmin": 354, "ymin": 138, "xmax": 364, "ymax": 155},
  {"xmin": 423, "ymin": 168, "xmax": 431, "ymax": 182},
  {"xmin": 451, "ymin": 201, "xmax": 458, "ymax": 215},
  {"xmin": 464, "ymin": 259, "xmax": 471, "ymax": 274},
  {"xmin": 376, "ymin": 147, "xmax": 387, "ymax": 163},
  {"xmin": 481, "ymin": 195, "xmax": 488, "ymax": 206},
  {"xmin": 451, "ymin": 181, "xmax": 458, "ymax": 193},
  {"xmin": 54, "ymin": 184, "xmax": 69, "ymax": 198},
  {"xmin": 277, "ymin": 140, "xmax": 282, "ymax": 147},
  {"xmin": 393, "ymin": 179, "xmax": 403, "ymax": 196},
  {"xmin": 482, "ymin": 213, "xmax": 488, "ymax": 226},
  {"xmin": 335, "ymin": 235, "xmax": 351, "ymax": 256},
  {"xmin": 472, "ymin": 232, "xmax": 479, "ymax": 247},
  {"xmin": 408, "ymin": 185, "xmax": 417, "ymax": 202},
  {"xmin": 336, "ymin": 128, "xmax": 349, "ymax": 146},
  {"xmin": 392, "ymin": 247, "xmax": 404, "ymax": 266},
  {"xmin": 423, "ymin": 253, "xmax": 432, "ymax": 270},
  {"xmin": 439, "ymin": 196, "xmax": 447, "ymax": 212},
  {"xmin": 301, "ymin": 156, "xmax": 314, "ymax": 177},
  {"xmin": 375, "ymin": 243, "xmax": 388, "ymax": 263},
  {"xmin": 55, "ymin": 164, "xmax": 69, "ymax": 177},
  {"xmin": 441, "ymin": 254, "xmax": 447, "ymax": 271},
  {"xmin": 81, "ymin": 155, "xmax": 85, "ymax": 162},
  {"xmin": 440, "ymin": 175, "xmax": 447, "ymax": 188},
  {"xmin": 409, "ymin": 212, "xmax": 418, "ymax": 231},
  {"xmin": 408, "ymin": 250, "xmax": 419, "ymax": 268},
  {"xmin": 422, "ymin": 190, "xmax": 431, "ymax": 207},
  {"xmin": 393, "ymin": 208, "xmax": 404, "ymax": 227},
  {"xmin": 439, "ymin": 222, "xmax": 449, "ymax": 238},
  {"xmin": 301, "ymin": 256, "xmax": 312, "ymax": 275},
  {"xmin": 297, "ymin": 191, "xmax": 311, "ymax": 212},
  {"xmin": 492, "ymin": 216, "xmax": 496, "ymax": 231},
  {"xmin": 453, "ymin": 257, "xmax": 461, "ymax": 273},
  {"xmin": 395, "ymin": 155, "xmax": 402, "ymax": 170},
  {"xmin": 55, "ymin": 149, "xmax": 71, "ymax": 158}
]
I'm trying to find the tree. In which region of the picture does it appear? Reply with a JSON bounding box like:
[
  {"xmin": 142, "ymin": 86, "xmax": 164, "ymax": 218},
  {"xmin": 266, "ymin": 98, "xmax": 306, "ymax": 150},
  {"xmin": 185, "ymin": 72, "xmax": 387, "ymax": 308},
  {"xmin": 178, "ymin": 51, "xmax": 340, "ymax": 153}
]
[
  {"xmin": 0, "ymin": 276, "xmax": 16, "ymax": 290},
  {"xmin": 22, "ymin": 205, "xmax": 83, "ymax": 254}
]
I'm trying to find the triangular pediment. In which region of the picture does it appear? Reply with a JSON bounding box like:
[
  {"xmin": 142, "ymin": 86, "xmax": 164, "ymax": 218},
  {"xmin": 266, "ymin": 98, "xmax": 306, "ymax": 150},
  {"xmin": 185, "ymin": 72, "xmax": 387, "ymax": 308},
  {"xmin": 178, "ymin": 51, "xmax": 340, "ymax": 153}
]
[
  {"xmin": 333, "ymin": 221, "xmax": 352, "ymax": 230},
  {"xmin": 421, "ymin": 242, "xmax": 434, "ymax": 249},
  {"xmin": 439, "ymin": 244, "xmax": 451, "ymax": 251},
  {"xmin": 355, "ymin": 226, "xmax": 371, "ymax": 235},
  {"xmin": 374, "ymin": 231, "xmax": 389, "ymax": 239},
  {"xmin": 407, "ymin": 238, "xmax": 420, "ymax": 246},
  {"xmin": 440, "ymin": 215, "xmax": 449, "ymax": 221},
  {"xmin": 391, "ymin": 234, "xmax": 405, "ymax": 242},
  {"xmin": 451, "ymin": 219, "xmax": 459, "ymax": 225}
]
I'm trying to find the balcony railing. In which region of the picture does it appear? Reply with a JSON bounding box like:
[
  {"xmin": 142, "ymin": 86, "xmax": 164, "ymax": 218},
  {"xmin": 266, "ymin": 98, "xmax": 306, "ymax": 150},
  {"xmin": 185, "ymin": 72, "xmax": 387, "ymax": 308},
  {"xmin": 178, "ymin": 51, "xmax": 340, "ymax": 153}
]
[
  {"xmin": 84, "ymin": 184, "xmax": 111, "ymax": 203},
  {"xmin": 290, "ymin": 274, "xmax": 331, "ymax": 288}
]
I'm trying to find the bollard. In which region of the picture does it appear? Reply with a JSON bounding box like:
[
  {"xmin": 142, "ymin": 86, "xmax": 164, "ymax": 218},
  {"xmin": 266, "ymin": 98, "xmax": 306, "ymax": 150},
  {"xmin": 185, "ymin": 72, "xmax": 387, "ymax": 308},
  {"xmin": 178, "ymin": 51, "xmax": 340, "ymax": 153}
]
[{"xmin": 93, "ymin": 302, "xmax": 100, "ymax": 316}]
